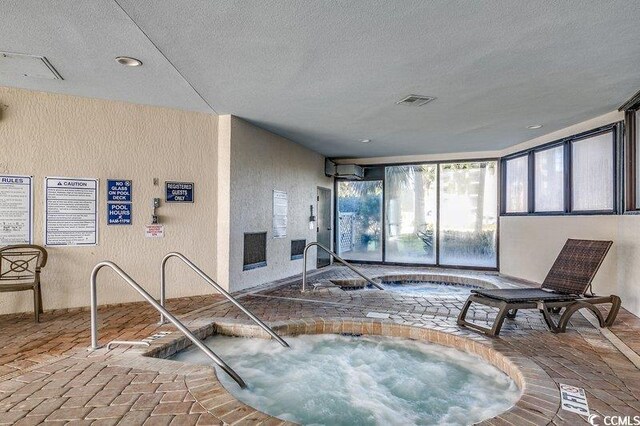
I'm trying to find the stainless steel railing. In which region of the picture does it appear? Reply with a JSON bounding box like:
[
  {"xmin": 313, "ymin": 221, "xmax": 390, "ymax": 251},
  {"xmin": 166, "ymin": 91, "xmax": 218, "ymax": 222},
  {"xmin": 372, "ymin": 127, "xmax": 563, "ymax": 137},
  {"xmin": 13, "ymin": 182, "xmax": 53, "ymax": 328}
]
[
  {"xmin": 160, "ymin": 252, "xmax": 289, "ymax": 348},
  {"xmin": 302, "ymin": 242, "xmax": 384, "ymax": 292},
  {"xmin": 89, "ymin": 261, "xmax": 247, "ymax": 389}
]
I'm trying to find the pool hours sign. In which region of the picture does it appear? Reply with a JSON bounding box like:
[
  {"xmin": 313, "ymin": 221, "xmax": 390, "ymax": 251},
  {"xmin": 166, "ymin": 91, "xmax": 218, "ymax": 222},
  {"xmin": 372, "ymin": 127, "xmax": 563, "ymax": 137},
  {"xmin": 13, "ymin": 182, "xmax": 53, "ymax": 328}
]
[{"xmin": 165, "ymin": 182, "xmax": 194, "ymax": 203}]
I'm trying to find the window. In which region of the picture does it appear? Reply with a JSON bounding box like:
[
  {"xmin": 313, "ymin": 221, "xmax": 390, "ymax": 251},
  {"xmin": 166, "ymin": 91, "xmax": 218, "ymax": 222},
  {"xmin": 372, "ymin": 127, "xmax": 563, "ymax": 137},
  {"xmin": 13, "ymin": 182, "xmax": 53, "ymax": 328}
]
[
  {"xmin": 439, "ymin": 162, "xmax": 498, "ymax": 267},
  {"xmin": 501, "ymin": 123, "xmax": 619, "ymax": 216},
  {"xmin": 385, "ymin": 165, "xmax": 437, "ymax": 264},
  {"xmin": 504, "ymin": 156, "xmax": 528, "ymax": 213},
  {"xmin": 571, "ymin": 133, "xmax": 614, "ymax": 211},
  {"xmin": 337, "ymin": 180, "xmax": 383, "ymax": 261},
  {"xmin": 335, "ymin": 160, "xmax": 499, "ymax": 269},
  {"xmin": 636, "ymin": 110, "xmax": 640, "ymax": 208},
  {"xmin": 534, "ymin": 145, "xmax": 564, "ymax": 212},
  {"xmin": 620, "ymin": 89, "xmax": 640, "ymax": 211}
]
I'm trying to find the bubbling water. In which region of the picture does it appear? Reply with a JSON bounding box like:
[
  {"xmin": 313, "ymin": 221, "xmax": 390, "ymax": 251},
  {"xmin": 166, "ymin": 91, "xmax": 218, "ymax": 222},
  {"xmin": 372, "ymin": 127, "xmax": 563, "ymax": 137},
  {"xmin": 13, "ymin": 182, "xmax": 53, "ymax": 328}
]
[{"xmin": 173, "ymin": 334, "xmax": 519, "ymax": 426}]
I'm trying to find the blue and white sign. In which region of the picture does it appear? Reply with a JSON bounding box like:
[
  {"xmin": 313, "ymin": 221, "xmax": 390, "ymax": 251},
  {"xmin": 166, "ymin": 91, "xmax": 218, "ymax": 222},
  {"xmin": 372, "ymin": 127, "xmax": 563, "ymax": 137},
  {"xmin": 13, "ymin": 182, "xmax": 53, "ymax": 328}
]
[
  {"xmin": 45, "ymin": 177, "xmax": 98, "ymax": 246},
  {"xmin": 166, "ymin": 182, "xmax": 194, "ymax": 203},
  {"xmin": 107, "ymin": 180, "xmax": 132, "ymax": 202},
  {"xmin": 0, "ymin": 175, "xmax": 33, "ymax": 245},
  {"xmin": 107, "ymin": 202, "xmax": 132, "ymax": 225}
]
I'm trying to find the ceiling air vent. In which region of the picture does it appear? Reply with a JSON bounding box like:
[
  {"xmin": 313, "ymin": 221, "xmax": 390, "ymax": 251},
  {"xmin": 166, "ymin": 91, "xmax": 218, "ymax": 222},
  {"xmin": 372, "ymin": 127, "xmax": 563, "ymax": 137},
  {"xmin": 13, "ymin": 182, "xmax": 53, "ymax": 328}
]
[
  {"xmin": 396, "ymin": 94, "xmax": 436, "ymax": 107},
  {"xmin": 0, "ymin": 52, "xmax": 63, "ymax": 80}
]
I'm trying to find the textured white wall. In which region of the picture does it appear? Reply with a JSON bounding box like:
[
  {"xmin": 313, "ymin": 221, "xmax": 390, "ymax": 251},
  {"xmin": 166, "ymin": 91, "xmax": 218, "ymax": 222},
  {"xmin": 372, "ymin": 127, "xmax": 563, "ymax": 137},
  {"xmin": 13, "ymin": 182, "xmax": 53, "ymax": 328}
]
[
  {"xmin": 0, "ymin": 87, "xmax": 219, "ymax": 314},
  {"xmin": 499, "ymin": 216, "xmax": 618, "ymax": 292},
  {"xmin": 228, "ymin": 116, "xmax": 332, "ymax": 292}
]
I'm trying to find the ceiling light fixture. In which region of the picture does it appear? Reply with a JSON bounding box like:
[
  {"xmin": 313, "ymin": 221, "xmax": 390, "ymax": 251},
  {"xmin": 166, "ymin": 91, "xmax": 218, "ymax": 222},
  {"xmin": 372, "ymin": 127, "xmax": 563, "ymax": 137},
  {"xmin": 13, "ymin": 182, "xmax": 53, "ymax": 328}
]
[
  {"xmin": 360, "ymin": 139, "xmax": 372, "ymax": 143},
  {"xmin": 115, "ymin": 56, "xmax": 143, "ymax": 67},
  {"xmin": 527, "ymin": 124, "xmax": 543, "ymax": 130}
]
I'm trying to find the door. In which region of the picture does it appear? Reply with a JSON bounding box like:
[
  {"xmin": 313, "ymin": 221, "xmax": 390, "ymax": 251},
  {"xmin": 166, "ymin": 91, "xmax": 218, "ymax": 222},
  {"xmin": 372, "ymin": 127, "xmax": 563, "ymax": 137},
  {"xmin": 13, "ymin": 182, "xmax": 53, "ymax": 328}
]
[{"xmin": 317, "ymin": 187, "xmax": 332, "ymax": 268}]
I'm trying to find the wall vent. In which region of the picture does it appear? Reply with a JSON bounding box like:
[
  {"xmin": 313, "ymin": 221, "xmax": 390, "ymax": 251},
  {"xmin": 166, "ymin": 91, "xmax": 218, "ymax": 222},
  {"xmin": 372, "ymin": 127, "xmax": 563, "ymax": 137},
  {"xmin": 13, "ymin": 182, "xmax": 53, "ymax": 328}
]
[
  {"xmin": 291, "ymin": 239, "xmax": 306, "ymax": 260},
  {"xmin": 243, "ymin": 232, "xmax": 267, "ymax": 270},
  {"xmin": 0, "ymin": 52, "xmax": 63, "ymax": 80},
  {"xmin": 396, "ymin": 94, "xmax": 436, "ymax": 107}
]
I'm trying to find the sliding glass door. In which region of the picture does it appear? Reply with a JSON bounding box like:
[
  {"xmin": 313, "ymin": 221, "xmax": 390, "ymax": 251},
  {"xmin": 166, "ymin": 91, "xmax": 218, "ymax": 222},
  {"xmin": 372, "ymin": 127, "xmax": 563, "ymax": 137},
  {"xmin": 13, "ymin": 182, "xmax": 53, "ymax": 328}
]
[
  {"xmin": 335, "ymin": 160, "xmax": 498, "ymax": 269},
  {"xmin": 337, "ymin": 180, "xmax": 383, "ymax": 261},
  {"xmin": 385, "ymin": 165, "xmax": 437, "ymax": 264}
]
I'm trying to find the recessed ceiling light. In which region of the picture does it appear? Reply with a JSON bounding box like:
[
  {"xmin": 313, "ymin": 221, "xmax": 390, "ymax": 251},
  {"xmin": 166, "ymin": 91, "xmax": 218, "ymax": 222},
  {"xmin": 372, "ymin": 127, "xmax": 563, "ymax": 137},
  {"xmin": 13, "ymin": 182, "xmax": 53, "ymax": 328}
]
[
  {"xmin": 527, "ymin": 124, "xmax": 543, "ymax": 130},
  {"xmin": 115, "ymin": 56, "xmax": 142, "ymax": 67},
  {"xmin": 360, "ymin": 139, "xmax": 372, "ymax": 143}
]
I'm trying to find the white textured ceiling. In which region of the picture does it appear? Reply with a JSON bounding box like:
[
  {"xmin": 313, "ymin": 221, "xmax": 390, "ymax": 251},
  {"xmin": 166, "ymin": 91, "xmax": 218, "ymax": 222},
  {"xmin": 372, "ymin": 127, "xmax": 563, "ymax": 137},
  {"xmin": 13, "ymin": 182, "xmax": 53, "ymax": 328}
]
[{"xmin": 2, "ymin": 1, "xmax": 640, "ymax": 158}]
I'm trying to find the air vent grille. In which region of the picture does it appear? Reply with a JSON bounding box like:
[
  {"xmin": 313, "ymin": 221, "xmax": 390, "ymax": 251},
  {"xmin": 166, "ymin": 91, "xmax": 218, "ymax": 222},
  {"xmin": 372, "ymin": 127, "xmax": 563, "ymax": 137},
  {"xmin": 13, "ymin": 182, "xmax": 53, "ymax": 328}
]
[{"xmin": 396, "ymin": 94, "xmax": 436, "ymax": 107}]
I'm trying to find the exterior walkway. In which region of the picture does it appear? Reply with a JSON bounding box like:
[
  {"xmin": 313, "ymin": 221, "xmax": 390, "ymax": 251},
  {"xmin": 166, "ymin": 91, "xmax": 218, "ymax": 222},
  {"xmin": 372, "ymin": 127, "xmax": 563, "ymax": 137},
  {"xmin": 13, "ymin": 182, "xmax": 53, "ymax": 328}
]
[{"xmin": 0, "ymin": 264, "xmax": 639, "ymax": 425}]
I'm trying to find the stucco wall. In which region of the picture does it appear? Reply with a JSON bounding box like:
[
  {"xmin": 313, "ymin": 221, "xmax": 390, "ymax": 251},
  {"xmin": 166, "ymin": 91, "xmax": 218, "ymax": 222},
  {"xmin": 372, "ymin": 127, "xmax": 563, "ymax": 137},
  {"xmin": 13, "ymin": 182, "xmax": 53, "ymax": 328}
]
[
  {"xmin": 0, "ymin": 87, "xmax": 219, "ymax": 314},
  {"xmin": 227, "ymin": 116, "xmax": 332, "ymax": 292}
]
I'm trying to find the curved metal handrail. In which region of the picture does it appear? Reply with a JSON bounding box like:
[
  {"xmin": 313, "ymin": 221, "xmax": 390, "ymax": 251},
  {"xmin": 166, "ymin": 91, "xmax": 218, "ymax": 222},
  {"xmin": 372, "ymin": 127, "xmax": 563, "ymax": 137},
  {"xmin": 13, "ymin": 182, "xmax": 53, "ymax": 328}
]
[
  {"xmin": 160, "ymin": 252, "xmax": 289, "ymax": 348},
  {"xmin": 302, "ymin": 242, "xmax": 384, "ymax": 292},
  {"xmin": 90, "ymin": 261, "xmax": 247, "ymax": 389}
]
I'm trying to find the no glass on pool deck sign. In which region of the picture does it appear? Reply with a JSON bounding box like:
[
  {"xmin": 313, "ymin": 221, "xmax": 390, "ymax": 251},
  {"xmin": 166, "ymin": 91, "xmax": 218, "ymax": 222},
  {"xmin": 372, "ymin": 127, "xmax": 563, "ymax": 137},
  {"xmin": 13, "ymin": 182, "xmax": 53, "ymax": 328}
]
[{"xmin": 165, "ymin": 181, "xmax": 194, "ymax": 203}]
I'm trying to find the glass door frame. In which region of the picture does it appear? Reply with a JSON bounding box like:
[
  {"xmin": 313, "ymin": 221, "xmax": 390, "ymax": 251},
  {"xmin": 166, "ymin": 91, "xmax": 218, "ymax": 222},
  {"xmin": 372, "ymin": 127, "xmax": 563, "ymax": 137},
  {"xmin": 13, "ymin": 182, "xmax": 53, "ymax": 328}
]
[{"xmin": 333, "ymin": 158, "xmax": 500, "ymax": 271}]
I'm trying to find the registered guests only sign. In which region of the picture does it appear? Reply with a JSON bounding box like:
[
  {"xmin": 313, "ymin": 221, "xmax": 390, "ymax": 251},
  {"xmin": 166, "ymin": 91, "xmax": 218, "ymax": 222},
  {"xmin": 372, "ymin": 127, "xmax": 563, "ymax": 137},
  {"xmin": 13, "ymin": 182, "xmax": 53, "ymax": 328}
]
[{"xmin": 165, "ymin": 182, "xmax": 194, "ymax": 203}]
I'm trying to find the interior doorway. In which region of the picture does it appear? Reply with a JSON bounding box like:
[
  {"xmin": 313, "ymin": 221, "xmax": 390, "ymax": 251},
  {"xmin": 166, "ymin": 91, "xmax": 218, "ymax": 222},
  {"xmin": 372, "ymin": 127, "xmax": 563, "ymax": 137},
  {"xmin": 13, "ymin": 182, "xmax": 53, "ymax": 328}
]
[{"xmin": 316, "ymin": 186, "xmax": 332, "ymax": 268}]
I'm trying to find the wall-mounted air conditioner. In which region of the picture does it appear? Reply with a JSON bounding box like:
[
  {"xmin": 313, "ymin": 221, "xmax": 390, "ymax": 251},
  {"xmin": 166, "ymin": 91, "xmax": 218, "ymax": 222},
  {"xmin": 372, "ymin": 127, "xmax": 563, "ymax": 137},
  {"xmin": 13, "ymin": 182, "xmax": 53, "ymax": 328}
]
[{"xmin": 325, "ymin": 159, "xmax": 364, "ymax": 180}]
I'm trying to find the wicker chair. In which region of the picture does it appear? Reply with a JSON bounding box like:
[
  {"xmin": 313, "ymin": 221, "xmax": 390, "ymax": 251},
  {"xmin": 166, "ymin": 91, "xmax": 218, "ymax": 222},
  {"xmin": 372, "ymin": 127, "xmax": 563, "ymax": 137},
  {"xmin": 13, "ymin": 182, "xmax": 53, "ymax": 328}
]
[
  {"xmin": 0, "ymin": 244, "xmax": 48, "ymax": 322},
  {"xmin": 457, "ymin": 239, "xmax": 621, "ymax": 337}
]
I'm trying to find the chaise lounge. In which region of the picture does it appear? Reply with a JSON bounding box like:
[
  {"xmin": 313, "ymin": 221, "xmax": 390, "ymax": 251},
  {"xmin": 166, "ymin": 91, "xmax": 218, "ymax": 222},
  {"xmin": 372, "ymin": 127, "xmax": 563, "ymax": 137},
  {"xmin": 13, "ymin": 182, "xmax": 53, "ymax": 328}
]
[{"xmin": 457, "ymin": 239, "xmax": 621, "ymax": 337}]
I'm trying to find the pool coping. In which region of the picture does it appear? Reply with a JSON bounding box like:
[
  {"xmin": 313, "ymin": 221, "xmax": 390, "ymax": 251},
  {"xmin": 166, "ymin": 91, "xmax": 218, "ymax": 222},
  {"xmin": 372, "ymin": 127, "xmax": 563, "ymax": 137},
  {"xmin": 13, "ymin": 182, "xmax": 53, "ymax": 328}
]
[
  {"xmin": 128, "ymin": 317, "xmax": 561, "ymax": 425},
  {"xmin": 329, "ymin": 273, "xmax": 500, "ymax": 292}
]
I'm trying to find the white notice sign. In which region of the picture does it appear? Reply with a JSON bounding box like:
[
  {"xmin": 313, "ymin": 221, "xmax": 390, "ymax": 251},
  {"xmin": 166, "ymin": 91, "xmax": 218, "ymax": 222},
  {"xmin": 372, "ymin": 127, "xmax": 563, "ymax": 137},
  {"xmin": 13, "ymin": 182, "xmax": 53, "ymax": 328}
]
[
  {"xmin": 273, "ymin": 190, "xmax": 287, "ymax": 238},
  {"xmin": 0, "ymin": 175, "xmax": 33, "ymax": 245},
  {"xmin": 45, "ymin": 177, "xmax": 98, "ymax": 246},
  {"xmin": 145, "ymin": 224, "xmax": 164, "ymax": 238}
]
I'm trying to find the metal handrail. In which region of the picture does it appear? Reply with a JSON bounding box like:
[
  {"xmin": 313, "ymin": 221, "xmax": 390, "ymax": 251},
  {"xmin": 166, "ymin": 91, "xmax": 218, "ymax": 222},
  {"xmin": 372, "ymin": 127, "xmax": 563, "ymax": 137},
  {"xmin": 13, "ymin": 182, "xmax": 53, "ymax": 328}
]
[
  {"xmin": 160, "ymin": 252, "xmax": 289, "ymax": 348},
  {"xmin": 302, "ymin": 242, "xmax": 384, "ymax": 292},
  {"xmin": 90, "ymin": 261, "xmax": 247, "ymax": 389}
]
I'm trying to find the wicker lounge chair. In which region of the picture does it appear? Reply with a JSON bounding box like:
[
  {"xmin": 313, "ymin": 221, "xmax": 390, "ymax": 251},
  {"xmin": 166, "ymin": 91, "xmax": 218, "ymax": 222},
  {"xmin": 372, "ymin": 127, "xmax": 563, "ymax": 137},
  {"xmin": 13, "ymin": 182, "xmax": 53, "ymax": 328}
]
[
  {"xmin": 0, "ymin": 244, "xmax": 48, "ymax": 322},
  {"xmin": 457, "ymin": 239, "xmax": 621, "ymax": 337}
]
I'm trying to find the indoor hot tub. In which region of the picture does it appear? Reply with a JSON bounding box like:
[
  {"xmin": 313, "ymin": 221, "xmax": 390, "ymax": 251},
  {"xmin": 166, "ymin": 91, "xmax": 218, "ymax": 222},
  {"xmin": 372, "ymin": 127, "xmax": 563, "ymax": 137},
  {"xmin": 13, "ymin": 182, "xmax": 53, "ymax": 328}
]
[
  {"xmin": 330, "ymin": 274, "xmax": 496, "ymax": 297},
  {"xmin": 172, "ymin": 332, "xmax": 519, "ymax": 425}
]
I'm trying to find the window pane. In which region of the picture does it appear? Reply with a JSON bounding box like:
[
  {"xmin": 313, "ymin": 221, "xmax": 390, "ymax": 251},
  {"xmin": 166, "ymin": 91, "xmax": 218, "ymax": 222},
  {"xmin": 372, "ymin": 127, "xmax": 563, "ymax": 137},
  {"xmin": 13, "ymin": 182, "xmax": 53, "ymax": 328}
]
[
  {"xmin": 504, "ymin": 156, "xmax": 528, "ymax": 213},
  {"xmin": 439, "ymin": 162, "xmax": 498, "ymax": 267},
  {"xmin": 385, "ymin": 165, "xmax": 437, "ymax": 264},
  {"xmin": 534, "ymin": 146, "xmax": 564, "ymax": 212},
  {"xmin": 337, "ymin": 180, "xmax": 383, "ymax": 261},
  {"xmin": 572, "ymin": 133, "xmax": 614, "ymax": 211},
  {"xmin": 636, "ymin": 110, "xmax": 640, "ymax": 209}
]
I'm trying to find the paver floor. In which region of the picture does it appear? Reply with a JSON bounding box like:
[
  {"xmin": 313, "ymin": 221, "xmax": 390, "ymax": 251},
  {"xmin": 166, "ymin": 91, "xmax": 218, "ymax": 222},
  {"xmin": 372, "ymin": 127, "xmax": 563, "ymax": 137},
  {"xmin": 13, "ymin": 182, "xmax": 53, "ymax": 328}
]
[{"xmin": 0, "ymin": 264, "xmax": 639, "ymax": 425}]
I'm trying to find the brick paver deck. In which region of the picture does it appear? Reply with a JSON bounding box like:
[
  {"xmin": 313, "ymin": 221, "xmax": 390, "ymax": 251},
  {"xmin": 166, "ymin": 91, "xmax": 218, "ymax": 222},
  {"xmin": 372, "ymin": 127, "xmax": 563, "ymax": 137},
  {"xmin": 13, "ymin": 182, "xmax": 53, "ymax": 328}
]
[{"xmin": 0, "ymin": 264, "xmax": 639, "ymax": 425}]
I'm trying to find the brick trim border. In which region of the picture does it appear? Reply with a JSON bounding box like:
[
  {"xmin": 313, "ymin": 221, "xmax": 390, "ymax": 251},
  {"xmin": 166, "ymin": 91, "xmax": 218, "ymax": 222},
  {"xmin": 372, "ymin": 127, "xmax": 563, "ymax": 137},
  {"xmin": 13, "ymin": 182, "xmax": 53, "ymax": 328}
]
[{"xmin": 146, "ymin": 318, "xmax": 560, "ymax": 425}]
